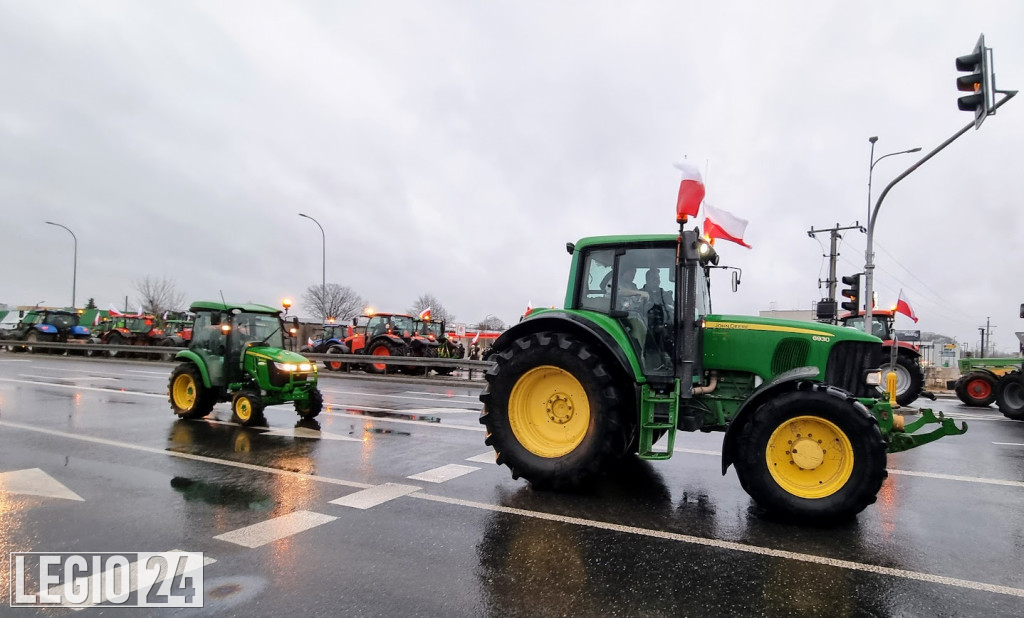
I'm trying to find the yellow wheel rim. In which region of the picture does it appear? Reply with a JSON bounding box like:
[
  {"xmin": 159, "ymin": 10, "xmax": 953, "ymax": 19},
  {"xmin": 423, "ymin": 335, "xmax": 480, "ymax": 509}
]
[
  {"xmin": 508, "ymin": 365, "xmax": 590, "ymax": 458},
  {"xmin": 235, "ymin": 396, "xmax": 253, "ymax": 422},
  {"xmin": 766, "ymin": 415, "xmax": 854, "ymax": 499},
  {"xmin": 172, "ymin": 374, "xmax": 196, "ymax": 411}
]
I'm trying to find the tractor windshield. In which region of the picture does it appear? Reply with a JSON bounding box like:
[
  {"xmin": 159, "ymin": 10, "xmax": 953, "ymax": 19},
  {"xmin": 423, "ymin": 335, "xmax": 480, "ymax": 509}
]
[
  {"xmin": 389, "ymin": 315, "xmax": 414, "ymax": 337},
  {"xmin": 234, "ymin": 312, "xmax": 284, "ymax": 348},
  {"xmin": 47, "ymin": 314, "xmax": 78, "ymax": 330},
  {"xmin": 843, "ymin": 316, "xmax": 890, "ymax": 339}
]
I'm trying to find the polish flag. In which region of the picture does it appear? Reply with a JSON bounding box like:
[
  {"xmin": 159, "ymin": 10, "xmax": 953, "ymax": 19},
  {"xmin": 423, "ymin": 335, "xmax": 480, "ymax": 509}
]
[
  {"xmin": 472, "ymin": 330, "xmax": 481, "ymax": 344},
  {"xmin": 895, "ymin": 289, "xmax": 918, "ymax": 323},
  {"xmin": 703, "ymin": 203, "xmax": 752, "ymax": 248},
  {"xmin": 674, "ymin": 159, "xmax": 706, "ymax": 222},
  {"xmin": 523, "ymin": 301, "xmax": 534, "ymax": 318},
  {"xmin": 108, "ymin": 304, "xmax": 123, "ymax": 317},
  {"xmin": 307, "ymin": 337, "xmax": 315, "ymax": 347},
  {"xmin": 419, "ymin": 307, "xmax": 431, "ymax": 320},
  {"xmin": 93, "ymin": 312, "xmax": 101, "ymax": 326}
]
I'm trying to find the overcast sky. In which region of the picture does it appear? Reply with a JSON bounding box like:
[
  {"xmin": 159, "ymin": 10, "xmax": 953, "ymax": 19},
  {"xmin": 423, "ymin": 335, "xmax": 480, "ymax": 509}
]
[{"xmin": 1, "ymin": 1, "xmax": 1022, "ymax": 352}]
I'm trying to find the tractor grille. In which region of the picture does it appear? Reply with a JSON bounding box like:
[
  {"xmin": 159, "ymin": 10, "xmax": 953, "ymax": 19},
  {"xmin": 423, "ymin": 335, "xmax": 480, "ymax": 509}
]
[
  {"xmin": 825, "ymin": 340, "xmax": 882, "ymax": 397},
  {"xmin": 771, "ymin": 338, "xmax": 811, "ymax": 375}
]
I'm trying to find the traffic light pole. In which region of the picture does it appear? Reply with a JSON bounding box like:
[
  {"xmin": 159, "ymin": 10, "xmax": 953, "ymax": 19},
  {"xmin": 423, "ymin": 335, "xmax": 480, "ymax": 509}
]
[{"xmin": 863, "ymin": 89, "xmax": 1017, "ymax": 335}]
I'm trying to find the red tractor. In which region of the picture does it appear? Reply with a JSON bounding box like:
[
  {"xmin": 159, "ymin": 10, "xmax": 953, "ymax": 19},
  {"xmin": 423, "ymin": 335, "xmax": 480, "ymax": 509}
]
[
  {"xmin": 840, "ymin": 310, "xmax": 925, "ymax": 406},
  {"xmin": 93, "ymin": 314, "xmax": 163, "ymax": 357},
  {"xmin": 343, "ymin": 312, "xmax": 414, "ymax": 374}
]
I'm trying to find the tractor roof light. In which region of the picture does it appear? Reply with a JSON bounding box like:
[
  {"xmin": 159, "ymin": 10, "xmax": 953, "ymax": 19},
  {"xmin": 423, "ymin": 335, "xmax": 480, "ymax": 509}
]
[
  {"xmin": 282, "ymin": 298, "xmax": 293, "ymax": 309},
  {"xmin": 220, "ymin": 323, "xmax": 232, "ymax": 334},
  {"xmin": 697, "ymin": 240, "xmax": 720, "ymax": 266}
]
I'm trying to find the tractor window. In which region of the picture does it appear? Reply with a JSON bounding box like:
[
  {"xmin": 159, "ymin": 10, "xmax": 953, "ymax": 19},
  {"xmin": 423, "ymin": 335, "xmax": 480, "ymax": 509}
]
[
  {"xmin": 234, "ymin": 312, "xmax": 284, "ymax": 349},
  {"xmin": 190, "ymin": 312, "xmax": 227, "ymax": 355},
  {"xmin": 578, "ymin": 249, "xmax": 614, "ymax": 312}
]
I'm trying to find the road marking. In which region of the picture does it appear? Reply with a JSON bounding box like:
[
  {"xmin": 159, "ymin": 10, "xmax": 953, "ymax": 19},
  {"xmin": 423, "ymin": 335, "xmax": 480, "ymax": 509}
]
[
  {"xmin": 330, "ymin": 483, "xmax": 420, "ymax": 509},
  {"xmin": 466, "ymin": 451, "xmax": 497, "ymax": 464},
  {"xmin": 0, "ymin": 468, "xmax": 84, "ymax": 501},
  {"xmin": 126, "ymin": 370, "xmax": 171, "ymax": 376},
  {"xmin": 407, "ymin": 464, "xmax": 479, "ymax": 483},
  {"xmin": 407, "ymin": 492, "xmax": 1024, "ymax": 599},
  {"xmin": 324, "ymin": 410, "xmax": 486, "ymax": 432},
  {"xmin": 404, "ymin": 390, "xmax": 481, "ymax": 401},
  {"xmin": 213, "ymin": 510, "xmax": 337, "ymax": 548},
  {"xmin": 0, "ymin": 359, "xmax": 32, "ymax": 362},
  {"xmin": 261, "ymin": 426, "xmax": 362, "ymax": 442},
  {"xmin": 993, "ymin": 442, "xmax": 1024, "ymax": 447},
  {"xmin": 3, "ymin": 420, "xmax": 1023, "ymax": 599},
  {"xmin": 19, "ymin": 374, "xmax": 115, "ymax": 381},
  {"xmin": 321, "ymin": 388, "xmax": 481, "ymax": 408},
  {"xmin": 0, "ymin": 377, "xmax": 165, "ymax": 398},
  {"xmin": 887, "ymin": 469, "xmax": 1024, "ymax": 488}
]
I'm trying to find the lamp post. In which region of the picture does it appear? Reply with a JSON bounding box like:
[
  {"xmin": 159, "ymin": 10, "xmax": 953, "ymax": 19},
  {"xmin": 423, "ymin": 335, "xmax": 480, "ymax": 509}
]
[
  {"xmin": 45, "ymin": 221, "xmax": 77, "ymax": 308},
  {"xmin": 298, "ymin": 213, "xmax": 326, "ymax": 318},
  {"xmin": 861, "ymin": 139, "xmax": 920, "ymax": 334}
]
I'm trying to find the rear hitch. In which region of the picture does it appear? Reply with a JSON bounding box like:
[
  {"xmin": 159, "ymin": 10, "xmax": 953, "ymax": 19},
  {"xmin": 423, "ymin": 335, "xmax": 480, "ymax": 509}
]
[{"xmin": 886, "ymin": 408, "xmax": 967, "ymax": 453}]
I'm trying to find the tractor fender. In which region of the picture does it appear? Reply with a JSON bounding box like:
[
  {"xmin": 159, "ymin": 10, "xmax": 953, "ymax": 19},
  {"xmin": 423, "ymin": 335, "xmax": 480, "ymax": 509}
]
[
  {"xmin": 491, "ymin": 312, "xmax": 641, "ymax": 383},
  {"xmin": 382, "ymin": 334, "xmax": 407, "ymax": 348},
  {"xmin": 33, "ymin": 324, "xmax": 58, "ymax": 334},
  {"xmin": 173, "ymin": 350, "xmax": 213, "ymax": 388},
  {"xmin": 883, "ymin": 342, "xmax": 920, "ymax": 358},
  {"xmin": 70, "ymin": 325, "xmax": 90, "ymax": 336},
  {"xmin": 720, "ymin": 366, "xmax": 869, "ymax": 474}
]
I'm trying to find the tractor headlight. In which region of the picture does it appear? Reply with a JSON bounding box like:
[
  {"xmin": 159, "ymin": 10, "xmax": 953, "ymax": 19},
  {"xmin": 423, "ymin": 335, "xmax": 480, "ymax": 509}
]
[
  {"xmin": 865, "ymin": 370, "xmax": 882, "ymax": 386},
  {"xmin": 274, "ymin": 361, "xmax": 313, "ymax": 373}
]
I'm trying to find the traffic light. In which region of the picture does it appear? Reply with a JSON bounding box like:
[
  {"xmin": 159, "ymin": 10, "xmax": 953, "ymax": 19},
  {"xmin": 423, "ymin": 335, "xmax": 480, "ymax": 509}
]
[
  {"xmin": 840, "ymin": 274, "xmax": 861, "ymax": 313},
  {"xmin": 956, "ymin": 34, "xmax": 994, "ymax": 129}
]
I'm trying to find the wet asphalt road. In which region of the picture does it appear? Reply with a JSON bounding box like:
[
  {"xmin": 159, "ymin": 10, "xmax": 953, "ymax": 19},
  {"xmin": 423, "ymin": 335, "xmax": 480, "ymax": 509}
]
[{"xmin": 1, "ymin": 353, "xmax": 1023, "ymax": 617}]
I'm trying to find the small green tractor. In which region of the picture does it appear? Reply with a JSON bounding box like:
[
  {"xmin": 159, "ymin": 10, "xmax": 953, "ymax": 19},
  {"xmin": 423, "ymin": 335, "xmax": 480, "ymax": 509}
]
[
  {"xmin": 168, "ymin": 301, "xmax": 323, "ymax": 426},
  {"xmin": 480, "ymin": 223, "xmax": 967, "ymax": 521},
  {"xmin": 947, "ymin": 357, "xmax": 1024, "ymax": 419}
]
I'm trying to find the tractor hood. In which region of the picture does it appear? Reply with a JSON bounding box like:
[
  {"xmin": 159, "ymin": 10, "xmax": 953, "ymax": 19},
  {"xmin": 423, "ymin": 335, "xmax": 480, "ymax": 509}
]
[
  {"xmin": 703, "ymin": 314, "xmax": 881, "ymax": 385},
  {"xmin": 244, "ymin": 346, "xmax": 313, "ymax": 365}
]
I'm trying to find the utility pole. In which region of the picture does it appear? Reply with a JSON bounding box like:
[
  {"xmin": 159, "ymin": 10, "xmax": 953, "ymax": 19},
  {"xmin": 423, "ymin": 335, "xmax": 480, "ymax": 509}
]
[
  {"xmin": 808, "ymin": 222, "xmax": 863, "ymax": 323},
  {"xmin": 978, "ymin": 326, "xmax": 986, "ymax": 358}
]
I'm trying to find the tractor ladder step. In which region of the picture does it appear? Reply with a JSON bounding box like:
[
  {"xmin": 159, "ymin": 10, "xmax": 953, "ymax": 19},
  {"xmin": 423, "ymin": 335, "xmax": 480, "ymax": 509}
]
[{"xmin": 638, "ymin": 381, "xmax": 679, "ymax": 460}]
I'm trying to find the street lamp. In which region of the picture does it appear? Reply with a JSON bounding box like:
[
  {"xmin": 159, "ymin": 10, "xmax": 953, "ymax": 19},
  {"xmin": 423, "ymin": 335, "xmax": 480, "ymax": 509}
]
[
  {"xmin": 298, "ymin": 213, "xmax": 326, "ymax": 317},
  {"xmin": 45, "ymin": 221, "xmax": 77, "ymax": 308},
  {"xmin": 861, "ymin": 138, "xmax": 920, "ymax": 334}
]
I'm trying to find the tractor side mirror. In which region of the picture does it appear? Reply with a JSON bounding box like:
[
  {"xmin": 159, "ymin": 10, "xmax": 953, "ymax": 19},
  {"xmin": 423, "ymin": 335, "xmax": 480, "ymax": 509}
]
[{"xmin": 731, "ymin": 270, "xmax": 741, "ymax": 292}]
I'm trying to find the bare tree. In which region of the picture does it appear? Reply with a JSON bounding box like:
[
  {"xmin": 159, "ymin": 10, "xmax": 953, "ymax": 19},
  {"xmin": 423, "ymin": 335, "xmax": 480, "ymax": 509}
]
[
  {"xmin": 475, "ymin": 315, "xmax": 506, "ymax": 331},
  {"xmin": 303, "ymin": 283, "xmax": 365, "ymax": 322},
  {"xmin": 408, "ymin": 293, "xmax": 454, "ymax": 323},
  {"xmin": 134, "ymin": 276, "xmax": 186, "ymax": 316}
]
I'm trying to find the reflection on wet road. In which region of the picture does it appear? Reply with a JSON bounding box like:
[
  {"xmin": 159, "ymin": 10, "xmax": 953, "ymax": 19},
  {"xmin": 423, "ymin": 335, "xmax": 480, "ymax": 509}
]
[{"xmin": 2, "ymin": 355, "xmax": 1024, "ymax": 616}]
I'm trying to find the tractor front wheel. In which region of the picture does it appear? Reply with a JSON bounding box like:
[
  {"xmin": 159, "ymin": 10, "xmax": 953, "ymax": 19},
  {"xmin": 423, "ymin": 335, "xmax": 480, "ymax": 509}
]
[
  {"xmin": 231, "ymin": 390, "xmax": 265, "ymax": 426},
  {"xmin": 479, "ymin": 331, "xmax": 630, "ymax": 489},
  {"xmin": 876, "ymin": 353, "xmax": 924, "ymax": 407},
  {"xmin": 168, "ymin": 363, "xmax": 216, "ymax": 419},
  {"xmin": 295, "ymin": 388, "xmax": 324, "ymax": 419},
  {"xmin": 324, "ymin": 345, "xmax": 346, "ymax": 372},
  {"xmin": 366, "ymin": 340, "xmax": 401, "ymax": 374},
  {"xmin": 106, "ymin": 332, "xmax": 124, "ymax": 358},
  {"xmin": 733, "ymin": 387, "xmax": 887, "ymax": 521},
  {"xmin": 996, "ymin": 373, "xmax": 1024, "ymax": 420},
  {"xmin": 955, "ymin": 372, "xmax": 997, "ymax": 407}
]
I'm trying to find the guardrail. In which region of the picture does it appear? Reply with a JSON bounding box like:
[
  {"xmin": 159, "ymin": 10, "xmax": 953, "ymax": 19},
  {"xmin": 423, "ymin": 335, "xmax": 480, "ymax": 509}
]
[{"xmin": 0, "ymin": 340, "xmax": 494, "ymax": 380}]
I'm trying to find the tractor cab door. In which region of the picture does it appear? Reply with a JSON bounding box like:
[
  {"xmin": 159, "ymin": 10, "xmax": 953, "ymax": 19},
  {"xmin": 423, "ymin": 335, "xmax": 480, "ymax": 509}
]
[
  {"xmin": 578, "ymin": 244, "xmax": 678, "ymax": 380},
  {"xmin": 189, "ymin": 311, "xmax": 227, "ymax": 386}
]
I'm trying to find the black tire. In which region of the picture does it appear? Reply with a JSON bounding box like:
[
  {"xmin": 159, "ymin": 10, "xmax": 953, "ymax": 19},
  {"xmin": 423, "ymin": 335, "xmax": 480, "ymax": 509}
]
[
  {"xmin": 231, "ymin": 390, "xmax": 265, "ymax": 426},
  {"xmin": 25, "ymin": 331, "xmax": 41, "ymax": 353},
  {"xmin": 995, "ymin": 372, "xmax": 1024, "ymax": 421},
  {"xmin": 324, "ymin": 345, "xmax": 346, "ymax": 372},
  {"xmin": 158, "ymin": 339, "xmax": 178, "ymax": 362},
  {"xmin": 478, "ymin": 331, "xmax": 633, "ymax": 489},
  {"xmin": 365, "ymin": 339, "xmax": 402, "ymax": 374},
  {"xmin": 954, "ymin": 372, "xmax": 998, "ymax": 407},
  {"xmin": 733, "ymin": 385, "xmax": 887, "ymax": 521},
  {"xmin": 106, "ymin": 332, "xmax": 124, "ymax": 358},
  {"xmin": 295, "ymin": 388, "xmax": 324, "ymax": 419},
  {"xmin": 168, "ymin": 363, "xmax": 216, "ymax": 419},
  {"xmin": 876, "ymin": 352, "xmax": 924, "ymax": 407}
]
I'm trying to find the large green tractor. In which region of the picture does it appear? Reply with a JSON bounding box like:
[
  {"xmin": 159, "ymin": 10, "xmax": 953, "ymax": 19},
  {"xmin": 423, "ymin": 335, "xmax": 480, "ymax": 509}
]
[
  {"xmin": 168, "ymin": 301, "xmax": 323, "ymax": 426},
  {"xmin": 479, "ymin": 226, "xmax": 967, "ymax": 521}
]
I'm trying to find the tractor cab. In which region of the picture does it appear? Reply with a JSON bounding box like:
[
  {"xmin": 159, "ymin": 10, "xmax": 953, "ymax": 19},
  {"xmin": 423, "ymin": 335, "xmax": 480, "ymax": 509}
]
[{"xmin": 841, "ymin": 312, "xmax": 893, "ymax": 340}]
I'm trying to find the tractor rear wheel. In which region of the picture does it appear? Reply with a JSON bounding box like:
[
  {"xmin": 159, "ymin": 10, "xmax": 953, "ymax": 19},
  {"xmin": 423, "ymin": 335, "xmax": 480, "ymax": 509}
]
[
  {"xmin": 366, "ymin": 339, "xmax": 401, "ymax": 374},
  {"xmin": 231, "ymin": 390, "xmax": 265, "ymax": 426},
  {"xmin": 295, "ymin": 388, "xmax": 324, "ymax": 419},
  {"xmin": 876, "ymin": 353, "xmax": 924, "ymax": 407},
  {"xmin": 25, "ymin": 331, "xmax": 41, "ymax": 353},
  {"xmin": 479, "ymin": 331, "xmax": 630, "ymax": 489},
  {"xmin": 955, "ymin": 372, "xmax": 997, "ymax": 407},
  {"xmin": 324, "ymin": 345, "xmax": 346, "ymax": 372},
  {"xmin": 995, "ymin": 372, "xmax": 1024, "ymax": 420},
  {"xmin": 733, "ymin": 386, "xmax": 887, "ymax": 521},
  {"xmin": 168, "ymin": 363, "xmax": 216, "ymax": 419},
  {"xmin": 106, "ymin": 332, "xmax": 124, "ymax": 358}
]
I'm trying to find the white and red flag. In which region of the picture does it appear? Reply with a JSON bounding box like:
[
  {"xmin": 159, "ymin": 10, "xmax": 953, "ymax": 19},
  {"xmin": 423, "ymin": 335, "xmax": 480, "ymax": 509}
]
[
  {"xmin": 307, "ymin": 336, "xmax": 315, "ymax": 347},
  {"xmin": 472, "ymin": 330, "xmax": 481, "ymax": 344},
  {"xmin": 894, "ymin": 289, "xmax": 918, "ymax": 323},
  {"xmin": 703, "ymin": 203, "xmax": 752, "ymax": 248},
  {"xmin": 523, "ymin": 301, "xmax": 534, "ymax": 318},
  {"xmin": 419, "ymin": 307, "xmax": 431, "ymax": 320},
  {"xmin": 108, "ymin": 304, "xmax": 123, "ymax": 317},
  {"xmin": 673, "ymin": 159, "xmax": 706, "ymax": 222},
  {"xmin": 93, "ymin": 312, "xmax": 101, "ymax": 326}
]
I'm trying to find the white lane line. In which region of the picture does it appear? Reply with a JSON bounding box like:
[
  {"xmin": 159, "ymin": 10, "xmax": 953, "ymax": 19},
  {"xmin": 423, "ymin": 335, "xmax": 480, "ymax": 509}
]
[
  {"xmin": 324, "ymin": 410, "xmax": 486, "ymax": 432},
  {"xmin": 4, "ymin": 420, "xmax": 1023, "ymax": 599},
  {"xmin": 0, "ymin": 359, "xmax": 32, "ymax": 362},
  {"xmin": 261, "ymin": 426, "xmax": 362, "ymax": 442},
  {"xmin": 407, "ymin": 464, "xmax": 479, "ymax": 483},
  {"xmin": 126, "ymin": 370, "xmax": 170, "ymax": 376},
  {"xmin": 322, "ymin": 388, "xmax": 481, "ymax": 407},
  {"xmin": 330, "ymin": 483, "xmax": 421, "ymax": 509},
  {"xmin": 408, "ymin": 492, "xmax": 1024, "ymax": 599},
  {"xmin": 0, "ymin": 377, "xmax": 165, "ymax": 397},
  {"xmin": 888, "ymin": 469, "xmax": 1024, "ymax": 488},
  {"xmin": 51, "ymin": 552, "xmax": 215, "ymax": 610},
  {"xmin": 0, "ymin": 421, "xmax": 372, "ymax": 490},
  {"xmin": 466, "ymin": 452, "xmax": 497, "ymax": 464},
  {"xmin": 993, "ymin": 442, "xmax": 1024, "ymax": 447},
  {"xmin": 19, "ymin": 374, "xmax": 115, "ymax": 381},
  {"xmin": 213, "ymin": 510, "xmax": 337, "ymax": 548}
]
